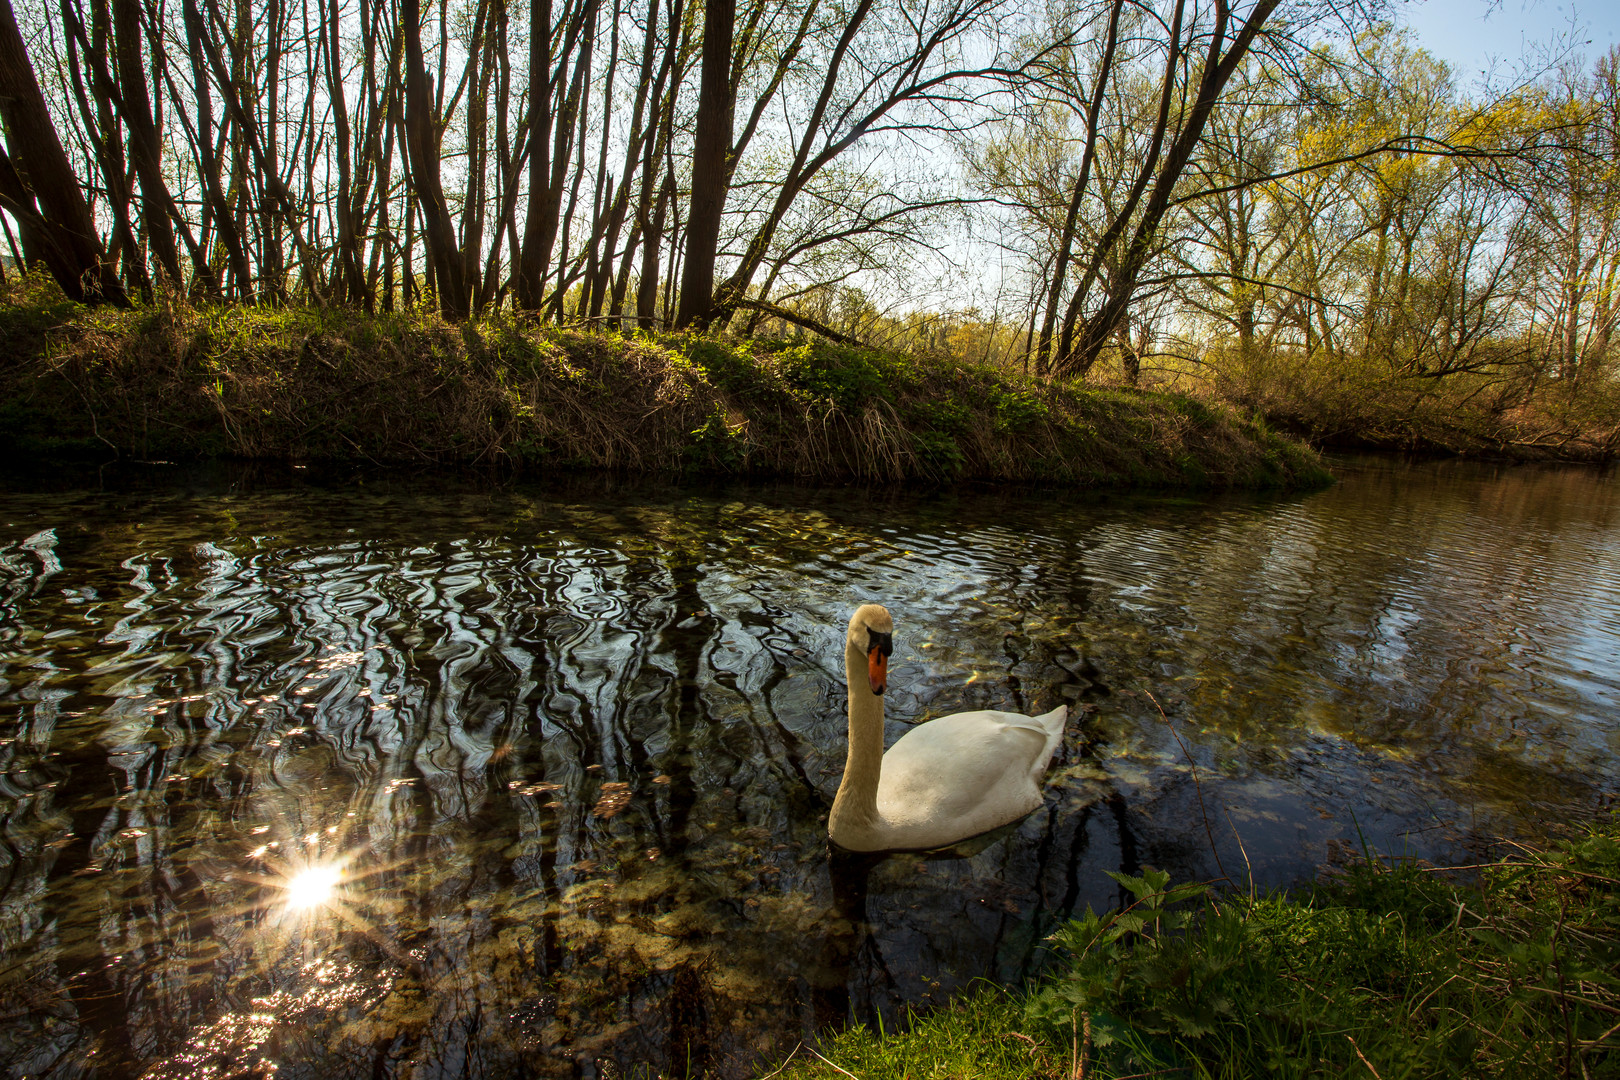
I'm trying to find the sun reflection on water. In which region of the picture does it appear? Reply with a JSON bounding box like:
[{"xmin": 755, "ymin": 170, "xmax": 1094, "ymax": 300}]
[{"xmin": 282, "ymin": 864, "xmax": 341, "ymax": 911}]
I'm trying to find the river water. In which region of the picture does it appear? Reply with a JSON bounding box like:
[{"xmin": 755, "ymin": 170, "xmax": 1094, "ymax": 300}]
[{"xmin": 1, "ymin": 456, "xmax": 1616, "ymax": 1078}]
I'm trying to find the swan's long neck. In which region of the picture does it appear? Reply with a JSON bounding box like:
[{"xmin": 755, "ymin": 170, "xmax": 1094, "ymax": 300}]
[{"xmin": 831, "ymin": 638, "xmax": 885, "ymax": 837}]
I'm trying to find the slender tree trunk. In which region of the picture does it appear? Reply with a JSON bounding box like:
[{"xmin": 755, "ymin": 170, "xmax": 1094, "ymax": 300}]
[
  {"xmin": 621, "ymin": 0, "xmax": 684, "ymax": 325},
  {"xmin": 60, "ymin": 0, "xmax": 147, "ymax": 298},
  {"xmin": 549, "ymin": 48, "xmax": 594, "ymax": 319},
  {"xmin": 458, "ymin": 0, "xmax": 494, "ymax": 312},
  {"xmin": 402, "ymin": 0, "xmax": 471, "ymax": 318},
  {"xmin": 638, "ymin": 170, "xmax": 673, "ymax": 327},
  {"xmin": 515, "ymin": 0, "xmax": 553, "ymax": 310},
  {"xmin": 1060, "ymin": 0, "xmax": 1279, "ymax": 377},
  {"xmin": 323, "ymin": 0, "xmax": 365, "ymax": 303},
  {"xmin": 516, "ymin": 0, "xmax": 600, "ymax": 311},
  {"xmin": 576, "ymin": 0, "xmax": 620, "ymax": 319},
  {"xmin": 1036, "ymin": 0, "xmax": 1124, "ymax": 376},
  {"xmin": 708, "ymin": 0, "xmax": 869, "ymax": 325},
  {"xmin": 110, "ymin": 0, "xmax": 200, "ymax": 290},
  {"xmin": 260, "ymin": 0, "xmax": 286, "ymax": 297},
  {"xmin": 674, "ymin": 0, "xmax": 734, "ymax": 329},
  {"xmin": 184, "ymin": 0, "xmax": 250, "ymax": 297},
  {"xmin": 1056, "ymin": 0, "xmax": 1188, "ymax": 371},
  {"xmin": 480, "ymin": 0, "xmax": 520, "ymax": 309}
]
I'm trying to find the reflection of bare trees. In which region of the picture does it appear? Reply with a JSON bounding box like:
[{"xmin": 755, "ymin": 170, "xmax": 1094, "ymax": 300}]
[{"xmin": 0, "ymin": 464, "xmax": 1616, "ymax": 1074}]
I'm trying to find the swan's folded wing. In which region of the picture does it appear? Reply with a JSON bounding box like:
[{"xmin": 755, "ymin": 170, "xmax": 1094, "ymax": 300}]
[
  {"xmin": 876, "ymin": 711, "xmax": 1058, "ymax": 829},
  {"xmin": 1009, "ymin": 705, "xmax": 1068, "ymax": 776}
]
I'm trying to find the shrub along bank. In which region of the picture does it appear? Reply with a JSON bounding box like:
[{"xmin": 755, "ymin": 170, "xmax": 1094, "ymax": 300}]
[
  {"xmin": 0, "ymin": 288, "xmax": 1326, "ymax": 488},
  {"xmin": 771, "ymin": 822, "xmax": 1620, "ymax": 1079}
]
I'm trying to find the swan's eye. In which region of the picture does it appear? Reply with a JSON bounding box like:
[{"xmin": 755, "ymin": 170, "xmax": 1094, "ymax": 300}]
[{"xmin": 868, "ymin": 630, "xmax": 892, "ymax": 657}]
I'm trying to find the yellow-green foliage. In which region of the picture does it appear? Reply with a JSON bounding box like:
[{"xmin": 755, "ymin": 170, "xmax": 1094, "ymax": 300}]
[{"xmin": 0, "ymin": 293, "xmax": 1328, "ymax": 488}]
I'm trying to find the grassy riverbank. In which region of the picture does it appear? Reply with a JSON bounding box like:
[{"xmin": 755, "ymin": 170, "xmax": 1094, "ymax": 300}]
[
  {"xmin": 1208, "ymin": 346, "xmax": 1620, "ymax": 463},
  {"xmin": 0, "ymin": 283, "xmax": 1325, "ymax": 487},
  {"xmin": 772, "ymin": 822, "xmax": 1620, "ymax": 1079}
]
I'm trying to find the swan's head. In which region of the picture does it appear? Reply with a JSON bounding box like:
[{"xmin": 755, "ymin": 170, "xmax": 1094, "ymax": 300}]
[{"xmin": 847, "ymin": 604, "xmax": 894, "ymax": 696}]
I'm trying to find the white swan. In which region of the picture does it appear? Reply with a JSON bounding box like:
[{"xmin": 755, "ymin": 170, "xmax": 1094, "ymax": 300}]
[{"xmin": 828, "ymin": 603, "xmax": 1068, "ymax": 853}]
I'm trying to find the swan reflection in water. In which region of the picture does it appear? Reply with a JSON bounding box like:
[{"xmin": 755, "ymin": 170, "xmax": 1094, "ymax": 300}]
[{"xmin": 816, "ymin": 819, "xmax": 1033, "ymax": 1032}]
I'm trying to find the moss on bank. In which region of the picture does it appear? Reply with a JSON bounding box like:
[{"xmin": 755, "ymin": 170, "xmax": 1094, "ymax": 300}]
[
  {"xmin": 771, "ymin": 822, "xmax": 1620, "ymax": 1079},
  {"xmin": 0, "ymin": 290, "xmax": 1327, "ymax": 488}
]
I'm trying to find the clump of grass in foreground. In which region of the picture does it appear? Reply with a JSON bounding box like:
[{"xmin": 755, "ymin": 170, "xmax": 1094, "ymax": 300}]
[
  {"xmin": 766, "ymin": 990, "xmax": 1062, "ymax": 1079},
  {"xmin": 0, "ymin": 285, "xmax": 1328, "ymax": 489},
  {"xmin": 770, "ymin": 821, "xmax": 1620, "ymax": 1079}
]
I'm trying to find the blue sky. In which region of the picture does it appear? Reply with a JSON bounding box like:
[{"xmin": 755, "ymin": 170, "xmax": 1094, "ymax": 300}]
[{"xmin": 1396, "ymin": 0, "xmax": 1620, "ymax": 79}]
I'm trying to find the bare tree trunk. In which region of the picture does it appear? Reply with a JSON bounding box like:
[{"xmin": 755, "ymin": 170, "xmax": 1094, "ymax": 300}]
[
  {"xmin": 360, "ymin": 4, "xmax": 404, "ymax": 309},
  {"xmin": 575, "ymin": 0, "xmax": 621, "ymax": 319},
  {"xmin": 707, "ymin": 0, "xmax": 868, "ymax": 325},
  {"xmin": 517, "ymin": 0, "xmax": 596, "ymax": 312},
  {"xmin": 674, "ymin": 0, "xmax": 734, "ymax": 329},
  {"xmin": 322, "ymin": 0, "xmax": 364, "ymax": 303},
  {"xmin": 60, "ymin": 0, "xmax": 147, "ymax": 298},
  {"xmin": 620, "ymin": 0, "xmax": 685, "ymax": 324},
  {"xmin": 600, "ymin": 0, "xmax": 665, "ymax": 321},
  {"xmin": 459, "ymin": 0, "xmax": 494, "ymax": 312},
  {"xmin": 183, "ymin": 0, "xmax": 250, "ymax": 297},
  {"xmin": 193, "ymin": 0, "xmax": 324, "ymax": 299},
  {"xmin": 637, "ymin": 170, "xmax": 673, "ymax": 327},
  {"xmin": 1059, "ymin": 0, "xmax": 1279, "ymax": 377},
  {"xmin": 1035, "ymin": 0, "xmax": 1123, "ymax": 376},
  {"xmin": 0, "ymin": 0, "xmax": 124, "ymax": 303},
  {"xmin": 402, "ymin": 0, "xmax": 472, "ymax": 318},
  {"xmin": 549, "ymin": 46, "xmax": 594, "ymax": 319},
  {"xmin": 480, "ymin": 0, "xmax": 521, "ymax": 309},
  {"xmin": 261, "ymin": 0, "xmax": 286, "ymax": 297},
  {"xmin": 514, "ymin": 0, "xmax": 554, "ymax": 310},
  {"xmin": 110, "ymin": 0, "xmax": 204, "ymax": 291},
  {"xmin": 1056, "ymin": 0, "xmax": 1188, "ymax": 371}
]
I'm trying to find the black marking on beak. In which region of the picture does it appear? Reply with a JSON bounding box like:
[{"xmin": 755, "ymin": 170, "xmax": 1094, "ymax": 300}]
[{"xmin": 867, "ymin": 630, "xmax": 893, "ymax": 658}]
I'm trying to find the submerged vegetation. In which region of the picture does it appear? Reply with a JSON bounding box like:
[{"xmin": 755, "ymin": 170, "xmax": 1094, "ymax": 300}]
[
  {"xmin": 774, "ymin": 821, "xmax": 1620, "ymax": 1079},
  {"xmin": 0, "ymin": 283, "xmax": 1326, "ymax": 487}
]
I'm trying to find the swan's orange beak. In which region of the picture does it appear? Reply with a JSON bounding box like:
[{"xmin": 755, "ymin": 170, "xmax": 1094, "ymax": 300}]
[{"xmin": 868, "ymin": 650, "xmax": 887, "ymax": 696}]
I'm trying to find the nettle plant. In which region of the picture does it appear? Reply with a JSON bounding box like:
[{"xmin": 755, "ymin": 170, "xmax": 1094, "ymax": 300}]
[{"xmin": 1028, "ymin": 869, "xmax": 1241, "ymax": 1057}]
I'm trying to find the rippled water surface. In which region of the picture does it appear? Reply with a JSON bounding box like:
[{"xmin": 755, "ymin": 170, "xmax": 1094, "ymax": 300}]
[{"xmin": 2, "ymin": 457, "xmax": 1617, "ymax": 1078}]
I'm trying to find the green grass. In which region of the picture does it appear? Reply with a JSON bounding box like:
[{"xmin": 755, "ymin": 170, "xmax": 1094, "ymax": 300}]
[
  {"xmin": 767, "ymin": 989, "xmax": 1060, "ymax": 1079},
  {"xmin": 0, "ymin": 279, "xmax": 1330, "ymax": 488},
  {"xmin": 769, "ymin": 821, "xmax": 1620, "ymax": 1079}
]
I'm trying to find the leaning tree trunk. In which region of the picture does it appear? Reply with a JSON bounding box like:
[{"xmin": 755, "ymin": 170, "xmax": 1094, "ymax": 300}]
[
  {"xmin": 1036, "ymin": 0, "xmax": 1125, "ymax": 376},
  {"xmin": 0, "ymin": 0, "xmax": 125, "ymax": 303},
  {"xmin": 1058, "ymin": 0, "xmax": 1280, "ymax": 377}
]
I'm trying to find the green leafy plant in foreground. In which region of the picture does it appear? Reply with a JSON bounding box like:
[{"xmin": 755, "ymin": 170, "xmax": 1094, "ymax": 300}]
[
  {"xmin": 1024, "ymin": 827, "xmax": 1620, "ymax": 1079},
  {"xmin": 1026, "ymin": 869, "xmax": 1236, "ymax": 1058},
  {"xmin": 771, "ymin": 822, "xmax": 1620, "ymax": 1079}
]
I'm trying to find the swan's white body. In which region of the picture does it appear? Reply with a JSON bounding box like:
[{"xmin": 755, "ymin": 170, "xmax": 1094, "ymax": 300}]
[{"xmin": 828, "ymin": 604, "xmax": 1068, "ymax": 853}]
